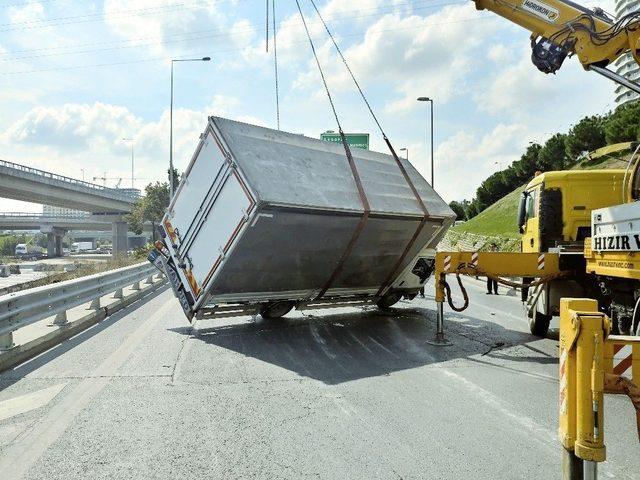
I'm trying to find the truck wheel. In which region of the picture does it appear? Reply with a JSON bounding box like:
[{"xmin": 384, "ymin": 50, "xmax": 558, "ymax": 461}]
[
  {"xmin": 376, "ymin": 292, "xmax": 402, "ymax": 310},
  {"xmin": 260, "ymin": 301, "xmax": 294, "ymax": 319},
  {"xmin": 529, "ymin": 310, "xmax": 551, "ymax": 337}
]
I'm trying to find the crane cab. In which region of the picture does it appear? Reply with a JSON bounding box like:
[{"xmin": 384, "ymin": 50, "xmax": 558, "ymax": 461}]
[{"xmin": 518, "ymin": 170, "xmax": 626, "ymax": 254}]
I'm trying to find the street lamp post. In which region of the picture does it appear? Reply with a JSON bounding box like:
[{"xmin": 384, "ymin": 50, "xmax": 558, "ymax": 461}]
[
  {"xmin": 122, "ymin": 137, "xmax": 134, "ymax": 189},
  {"xmin": 170, "ymin": 56, "xmax": 211, "ymax": 199},
  {"xmin": 417, "ymin": 97, "xmax": 434, "ymax": 188},
  {"xmin": 400, "ymin": 147, "xmax": 408, "ymax": 161}
]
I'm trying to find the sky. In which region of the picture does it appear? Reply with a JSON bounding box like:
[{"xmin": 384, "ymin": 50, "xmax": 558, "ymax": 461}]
[{"xmin": 0, "ymin": 0, "xmax": 621, "ymax": 212}]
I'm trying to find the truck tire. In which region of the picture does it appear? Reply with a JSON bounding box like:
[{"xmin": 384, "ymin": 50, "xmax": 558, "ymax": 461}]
[
  {"xmin": 260, "ymin": 301, "xmax": 294, "ymax": 319},
  {"xmin": 529, "ymin": 310, "xmax": 551, "ymax": 337},
  {"xmin": 376, "ymin": 292, "xmax": 402, "ymax": 310},
  {"xmin": 539, "ymin": 188, "xmax": 563, "ymax": 251}
]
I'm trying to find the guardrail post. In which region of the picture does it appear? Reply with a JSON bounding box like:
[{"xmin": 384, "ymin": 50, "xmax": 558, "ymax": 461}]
[
  {"xmin": 53, "ymin": 310, "xmax": 68, "ymax": 326},
  {"xmin": 131, "ymin": 281, "xmax": 140, "ymax": 291},
  {"xmin": 89, "ymin": 297, "xmax": 101, "ymax": 310},
  {"xmin": 0, "ymin": 332, "xmax": 13, "ymax": 351},
  {"xmin": 145, "ymin": 275, "xmax": 154, "ymax": 285},
  {"xmin": 113, "ymin": 288, "xmax": 123, "ymax": 299}
]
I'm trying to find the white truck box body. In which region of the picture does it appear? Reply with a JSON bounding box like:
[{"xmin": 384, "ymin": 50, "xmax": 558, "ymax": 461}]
[
  {"xmin": 71, "ymin": 241, "xmax": 93, "ymax": 252},
  {"xmin": 159, "ymin": 116, "xmax": 455, "ymax": 318}
]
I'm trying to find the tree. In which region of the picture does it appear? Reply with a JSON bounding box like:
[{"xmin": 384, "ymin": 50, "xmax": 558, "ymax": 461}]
[
  {"xmin": 475, "ymin": 171, "xmax": 512, "ymax": 210},
  {"xmin": 605, "ymin": 101, "xmax": 640, "ymax": 144},
  {"xmin": 168, "ymin": 167, "xmax": 180, "ymax": 194},
  {"xmin": 448, "ymin": 201, "xmax": 466, "ymax": 220},
  {"xmin": 465, "ymin": 199, "xmax": 480, "ymax": 219},
  {"xmin": 565, "ymin": 115, "xmax": 607, "ymax": 160},
  {"xmin": 511, "ymin": 143, "xmax": 541, "ymax": 183},
  {"xmin": 126, "ymin": 182, "xmax": 170, "ymax": 240},
  {"xmin": 0, "ymin": 234, "xmax": 25, "ymax": 256},
  {"xmin": 538, "ymin": 134, "xmax": 568, "ymax": 171}
]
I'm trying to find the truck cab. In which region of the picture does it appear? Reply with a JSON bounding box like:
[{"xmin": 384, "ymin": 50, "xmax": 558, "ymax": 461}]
[
  {"xmin": 518, "ymin": 170, "xmax": 626, "ymax": 253},
  {"xmin": 518, "ymin": 169, "xmax": 626, "ymax": 336}
]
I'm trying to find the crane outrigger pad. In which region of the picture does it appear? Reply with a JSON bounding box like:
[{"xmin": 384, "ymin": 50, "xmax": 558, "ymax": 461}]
[{"xmin": 155, "ymin": 116, "xmax": 455, "ymax": 319}]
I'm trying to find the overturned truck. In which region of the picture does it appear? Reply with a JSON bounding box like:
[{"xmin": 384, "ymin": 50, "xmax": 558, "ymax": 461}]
[{"xmin": 149, "ymin": 116, "xmax": 455, "ymax": 320}]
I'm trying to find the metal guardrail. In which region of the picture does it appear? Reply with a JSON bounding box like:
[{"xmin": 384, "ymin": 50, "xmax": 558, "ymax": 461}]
[
  {"xmin": 0, "ymin": 262, "xmax": 162, "ymax": 349},
  {"xmin": 0, "ymin": 159, "xmax": 137, "ymax": 202}
]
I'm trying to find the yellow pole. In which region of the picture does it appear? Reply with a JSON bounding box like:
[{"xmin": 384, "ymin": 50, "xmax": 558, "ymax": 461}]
[
  {"xmin": 559, "ymin": 299, "xmax": 609, "ymax": 479},
  {"xmin": 574, "ymin": 312, "xmax": 606, "ymax": 465}
]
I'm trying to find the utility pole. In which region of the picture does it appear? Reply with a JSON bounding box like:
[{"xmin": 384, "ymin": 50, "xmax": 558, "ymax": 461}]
[{"xmin": 417, "ymin": 97, "xmax": 434, "ymax": 188}]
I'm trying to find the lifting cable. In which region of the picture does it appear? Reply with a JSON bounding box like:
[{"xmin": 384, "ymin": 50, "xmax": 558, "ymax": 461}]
[
  {"xmin": 272, "ymin": 0, "xmax": 280, "ymax": 130},
  {"xmin": 265, "ymin": 0, "xmax": 269, "ymax": 52},
  {"xmin": 441, "ymin": 262, "xmax": 571, "ymax": 313},
  {"xmin": 305, "ymin": 0, "xmax": 431, "ymax": 298},
  {"xmin": 265, "ymin": 0, "xmax": 280, "ymax": 129},
  {"xmin": 294, "ymin": 0, "xmax": 371, "ymax": 300}
]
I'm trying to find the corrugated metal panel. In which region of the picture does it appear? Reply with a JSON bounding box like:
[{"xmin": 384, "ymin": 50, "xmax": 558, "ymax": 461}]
[{"xmin": 212, "ymin": 116, "xmax": 449, "ymax": 217}]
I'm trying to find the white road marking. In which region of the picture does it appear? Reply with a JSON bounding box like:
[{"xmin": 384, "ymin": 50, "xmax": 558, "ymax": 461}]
[
  {"xmin": 439, "ymin": 368, "xmax": 557, "ymax": 450},
  {"xmin": 0, "ymin": 297, "xmax": 176, "ymax": 480},
  {"xmin": 0, "ymin": 384, "xmax": 66, "ymax": 422}
]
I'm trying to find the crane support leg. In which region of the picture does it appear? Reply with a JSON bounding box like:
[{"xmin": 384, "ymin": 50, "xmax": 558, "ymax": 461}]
[
  {"xmin": 559, "ymin": 300, "xmax": 640, "ymax": 479},
  {"xmin": 427, "ymin": 297, "xmax": 451, "ymax": 346}
]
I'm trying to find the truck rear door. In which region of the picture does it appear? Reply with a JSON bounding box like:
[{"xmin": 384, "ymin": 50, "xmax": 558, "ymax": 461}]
[{"xmin": 164, "ymin": 126, "xmax": 254, "ymax": 300}]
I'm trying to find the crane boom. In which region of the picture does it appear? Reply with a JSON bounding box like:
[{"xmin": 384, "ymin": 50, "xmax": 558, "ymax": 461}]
[{"xmin": 473, "ymin": 0, "xmax": 640, "ymax": 93}]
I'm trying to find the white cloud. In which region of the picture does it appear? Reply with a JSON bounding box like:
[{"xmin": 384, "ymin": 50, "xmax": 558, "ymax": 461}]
[
  {"xmin": 103, "ymin": 0, "xmax": 256, "ymax": 60},
  {"xmin": 290, "ymin": 3, "xmax": 500, "ymax": 114},
  {"xmin": 487, "ymin": 44, "xmax": 512, "ymax": 64},
  {"xmin": 8, "ymin": 1, "xmax": 45, "ymax": 25},
  {"xmin": 0, "ymin": 95, "xmax": 266, "ymax": 191},
  {"xmin": 475, "ymin": 45, "xmax": 614, "ymax": 127},
  {"xmin": 3, "ymin": 102, "xmax": 142, "ymax": 151},
  {"xmin": 435, "ymin": 123, "xmax": 533, "ymax": 201}
]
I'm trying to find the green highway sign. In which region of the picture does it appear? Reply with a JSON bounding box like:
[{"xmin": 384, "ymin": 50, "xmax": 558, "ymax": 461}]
[{"xmin": 320, "ymin": 131, "xmax": 369, "ymax": 150}]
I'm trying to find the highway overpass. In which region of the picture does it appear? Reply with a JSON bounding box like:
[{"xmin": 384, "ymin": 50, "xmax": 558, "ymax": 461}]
[
  {"xmin": 0, "ymin": 212, "xmax": 115, "ymax": 231},
  {"xmin": 0, "ymin": 160, "xmax": 140, "ymax": 255},
  {"xmin": 0, "ymin": 159, "xmax": 136, "ymax": 213},
  {"xmin": 0, "ymin": 213, "xmax": 152, "ymax": 255}
]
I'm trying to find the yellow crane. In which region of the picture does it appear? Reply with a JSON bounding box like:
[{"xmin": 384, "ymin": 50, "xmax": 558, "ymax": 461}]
[
  {"xmin": 430, "ymin": 2, "xmax": 640, "ymax": 478},
  {"xmin": 473, "ymin": 0, "xmax": 640, "ymax": 93}
]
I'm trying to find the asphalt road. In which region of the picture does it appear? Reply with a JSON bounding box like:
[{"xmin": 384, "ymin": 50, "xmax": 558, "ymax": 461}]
[{"xmin": 0, "ymin": 278, "xmax": 638, "ymax": 479}]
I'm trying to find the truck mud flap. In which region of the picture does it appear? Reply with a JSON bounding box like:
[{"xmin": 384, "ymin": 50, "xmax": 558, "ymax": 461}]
[{"xmin": 149, "ymin": 250, "xmax": 194, "ymax": 321}]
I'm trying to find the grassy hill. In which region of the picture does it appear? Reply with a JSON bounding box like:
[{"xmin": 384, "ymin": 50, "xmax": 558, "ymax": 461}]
[
  {"xmin": 451, "ymin": 185, "xmax": 524, "ymax": 239},
  {"xmin": 449, "ymin": 151, "xmax": 632, "ymax": 242}
]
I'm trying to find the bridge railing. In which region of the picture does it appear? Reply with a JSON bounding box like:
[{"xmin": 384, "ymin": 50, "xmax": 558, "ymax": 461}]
[
  {"xmin": 0, "ymin": 159, "xmax": 137, "ymax": 202},
  {"xmin": 0, "ymin": 212, "xmax": 92, "ymax": 218},
  {"xmin": 0, "ymin": 262, "xmax": 165, "ymax": 351}
]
